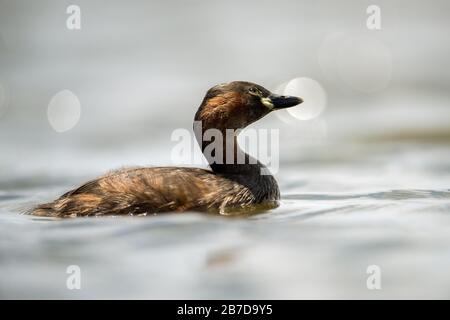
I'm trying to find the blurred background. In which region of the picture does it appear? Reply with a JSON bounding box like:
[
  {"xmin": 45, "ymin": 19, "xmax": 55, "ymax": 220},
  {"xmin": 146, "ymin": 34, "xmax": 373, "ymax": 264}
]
[{"xmin": 0, "ymin": 0, "xmax": 449, "ymax": 299}]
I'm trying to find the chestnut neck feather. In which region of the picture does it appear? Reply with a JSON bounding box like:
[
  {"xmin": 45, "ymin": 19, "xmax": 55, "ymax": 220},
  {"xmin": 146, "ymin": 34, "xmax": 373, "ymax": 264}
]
[{"xmin": 194, "ymin": 93, "xmax": 267, "ymax": 176}]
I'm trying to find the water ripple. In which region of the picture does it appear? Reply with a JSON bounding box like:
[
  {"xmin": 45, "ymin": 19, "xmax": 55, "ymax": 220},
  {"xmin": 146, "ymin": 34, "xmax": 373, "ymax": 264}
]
[{"xmin": 283, "ymin": 189, "xmax": 450, "ymax": 201}]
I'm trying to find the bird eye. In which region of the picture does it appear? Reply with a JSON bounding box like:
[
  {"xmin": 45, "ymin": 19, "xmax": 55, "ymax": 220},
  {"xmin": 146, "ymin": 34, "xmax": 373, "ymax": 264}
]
[{"xmin": 248, "ymin": 87, "xmax": 261, "ymax": 96}]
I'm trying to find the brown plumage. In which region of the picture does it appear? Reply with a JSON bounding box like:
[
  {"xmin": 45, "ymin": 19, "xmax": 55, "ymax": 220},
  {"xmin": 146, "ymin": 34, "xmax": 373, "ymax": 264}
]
[{"xmin": 32, "ymin": 81, "xmax": 302, "ymax": 217}]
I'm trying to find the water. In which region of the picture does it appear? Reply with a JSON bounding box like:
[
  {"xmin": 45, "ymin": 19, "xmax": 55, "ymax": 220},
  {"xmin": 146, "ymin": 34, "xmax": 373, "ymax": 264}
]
[
  {"xmin": 1, "ymin": 0, "xmax": 450, "ymax": 300},
  {"xmin": 1, "ymin": 140, "xmax": 449, "ymax": 299}
]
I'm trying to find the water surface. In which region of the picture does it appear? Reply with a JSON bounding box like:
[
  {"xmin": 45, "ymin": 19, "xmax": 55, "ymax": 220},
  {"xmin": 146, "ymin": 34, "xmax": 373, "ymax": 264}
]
[{"xmin": 1, "ymin": 141, "xmax": 449, "ymax": 299}]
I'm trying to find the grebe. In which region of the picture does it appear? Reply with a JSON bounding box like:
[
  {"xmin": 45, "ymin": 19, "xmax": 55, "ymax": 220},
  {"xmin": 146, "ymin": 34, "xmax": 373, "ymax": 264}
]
[{"xmin": 33, "ymin": 81, "xmax": 302, "ymax": 217}]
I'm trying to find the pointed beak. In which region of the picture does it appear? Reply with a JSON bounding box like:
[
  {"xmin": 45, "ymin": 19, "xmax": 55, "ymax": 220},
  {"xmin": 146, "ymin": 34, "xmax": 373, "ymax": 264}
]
[{"xmin": 269, "ymin": 94, "xmax": 303, "ymax": 110}]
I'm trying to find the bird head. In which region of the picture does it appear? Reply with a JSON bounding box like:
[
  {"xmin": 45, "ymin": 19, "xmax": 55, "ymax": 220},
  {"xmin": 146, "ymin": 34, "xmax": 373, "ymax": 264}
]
[{"xmin": 194, "ymin": 81, "xmax": 303, "ymax": 131}]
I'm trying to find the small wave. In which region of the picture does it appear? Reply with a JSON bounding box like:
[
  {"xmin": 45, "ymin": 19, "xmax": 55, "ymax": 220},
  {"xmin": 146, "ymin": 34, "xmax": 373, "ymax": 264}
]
[{"xmin": 283, "ymin": 189, "xmax": 450, "ymax": 201}]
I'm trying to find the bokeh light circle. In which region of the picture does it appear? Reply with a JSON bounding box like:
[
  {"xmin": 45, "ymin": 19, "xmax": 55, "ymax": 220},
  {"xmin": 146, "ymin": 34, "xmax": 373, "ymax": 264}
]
[
  {"xmin": 337, "ymin": 35, "xmax": 392, "ymax": 93},
  {"xmin": 47, "ymin": 90, "xmax": 81, "ymax": 132},
  {"xmin": 318, "ymin": 32, "xmax": 393, "ymax": 93},
  {"xmin": 274, "ymin": 77, "xmax": 327, "ymax": 121}
]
